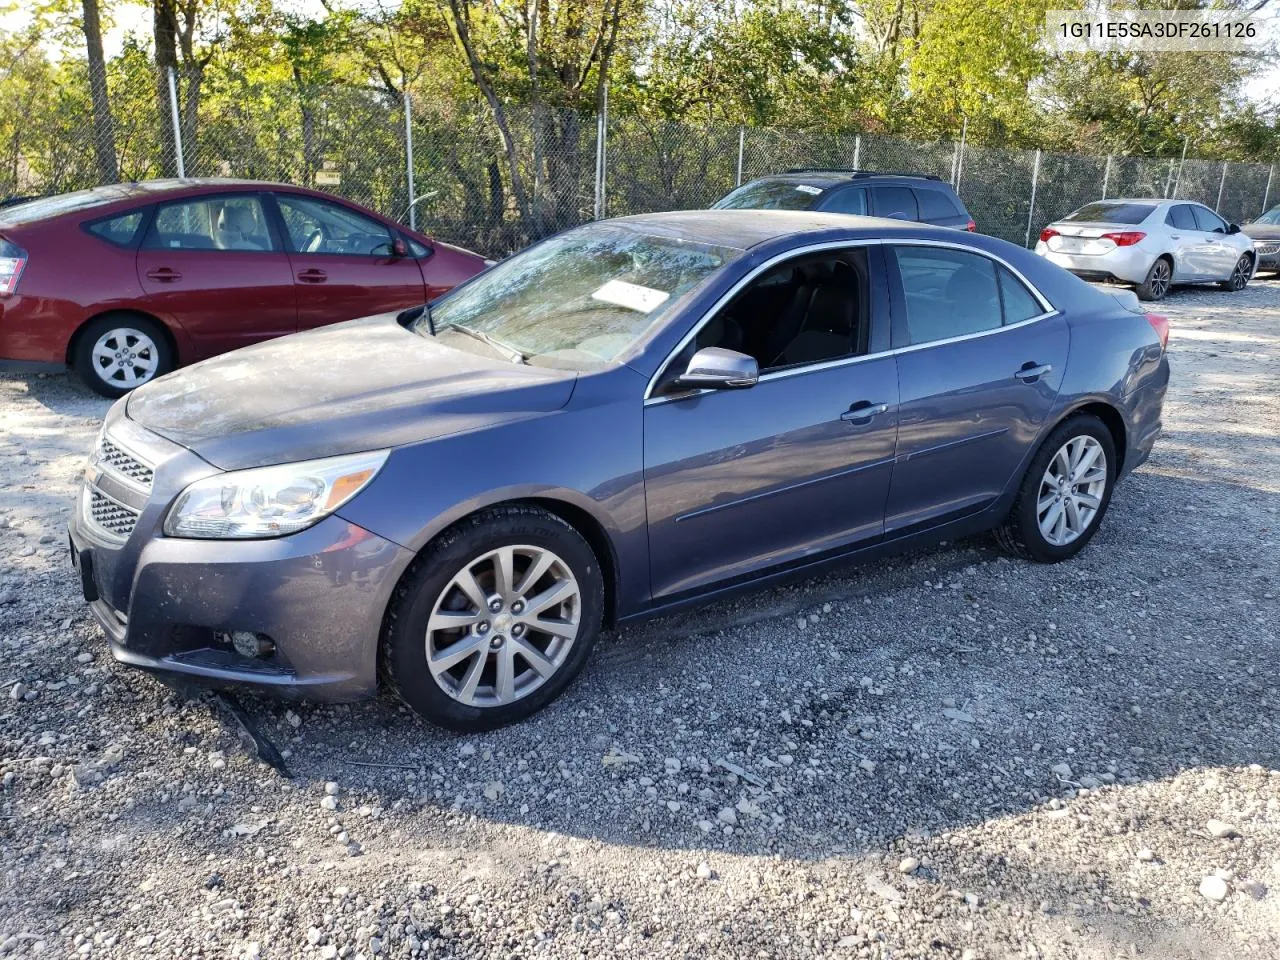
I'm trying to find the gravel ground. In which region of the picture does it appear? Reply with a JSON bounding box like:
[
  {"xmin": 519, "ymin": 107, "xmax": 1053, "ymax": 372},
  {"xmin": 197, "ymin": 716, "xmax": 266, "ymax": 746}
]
[{"xmin": 0, "ymin": 279, "xmax": 1277, "ymax": 960}]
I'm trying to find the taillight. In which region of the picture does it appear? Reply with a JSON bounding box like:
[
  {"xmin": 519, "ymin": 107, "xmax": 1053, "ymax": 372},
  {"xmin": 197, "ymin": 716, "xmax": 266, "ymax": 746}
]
[
  {"xmin": 1145, "ymin": 312, "xmax": 1169, "ymax": 350},
  {"xmin": 1039, "ymin": 227, "xmax": 1059, "ymax": 243},
  {"xmin": 966, "ymin": 219, "xmax": 976, "ymax": 232},
  {"xmin": 1101, "ymin": 231, "xmax": 1146, "ymax": 247},
  {"xmin": 0, "ymin": 239, "xmax": 25, "ymax": 296}
]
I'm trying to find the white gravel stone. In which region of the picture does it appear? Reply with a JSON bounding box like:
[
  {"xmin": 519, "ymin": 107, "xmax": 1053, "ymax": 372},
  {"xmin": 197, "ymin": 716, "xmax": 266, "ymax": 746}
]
[{"xmin": 1199, "ymin": 875, "xmax": 1230, "ymax": 902}]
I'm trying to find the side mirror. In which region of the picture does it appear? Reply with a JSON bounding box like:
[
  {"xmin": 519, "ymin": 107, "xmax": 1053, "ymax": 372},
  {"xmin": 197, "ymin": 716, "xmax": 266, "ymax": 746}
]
[
  {"xmin": 676, "ymin": 347, "xmax": 758, "ymax": 390},
  {"xmin": 392, "ymin": 236, "xmax": 409, "ymax": 257},
  {"xmin": 1227, "ymin": 223, "xmax": 1241, "ymax": 235}
]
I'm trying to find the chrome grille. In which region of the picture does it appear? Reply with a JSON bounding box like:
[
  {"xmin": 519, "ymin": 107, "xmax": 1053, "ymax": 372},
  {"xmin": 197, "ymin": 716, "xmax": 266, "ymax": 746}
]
[
  {"xmin": 88, "ymin": 489, "xmax": 140, "ymax": 538},
  {"xmin": 97, "ymin": 437, "xmax": 154, "ymax": 489},
  {"xmin": 1255, "ymin": 242, "xmax": 1279, "ymax": 256}
]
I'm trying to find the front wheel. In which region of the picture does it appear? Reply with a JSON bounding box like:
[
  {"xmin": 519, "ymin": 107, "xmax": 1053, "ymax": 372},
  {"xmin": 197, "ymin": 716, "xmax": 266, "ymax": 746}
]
[
  {"xmin": 995, "ymin": 415, "xmax": 1117, "ymax": 563},
  {"xmin": 1135, "ymin": 257, "xmax": 1172, "ymax": 301},
  {"xmin": 381, "ymin": 505, "xmax": 604, "ymax": 731},
  {"xmin": 1219, "ymin": 255, "xmax": 1252, "ymax": 292}
]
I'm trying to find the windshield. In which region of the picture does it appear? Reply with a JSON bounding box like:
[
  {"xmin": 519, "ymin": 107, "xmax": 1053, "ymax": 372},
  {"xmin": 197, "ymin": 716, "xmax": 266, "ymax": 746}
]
[
  {"xmin": 1063, "ymin": 201, "xmax": 1155, "ymax": 225},
  {"xmin": 415, "ymin": 222, "xmax": 742, "ymax": 369},
  {"xmin": 1255, "ymin": 206, "xmax": 1280, "ymax": 225},
  {"xmin": 713, "ymin": 180, "xmax": 823, "ymax": 211}
]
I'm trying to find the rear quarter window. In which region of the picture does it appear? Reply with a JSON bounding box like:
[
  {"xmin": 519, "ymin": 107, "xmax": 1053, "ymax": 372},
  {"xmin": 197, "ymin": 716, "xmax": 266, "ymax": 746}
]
[
  {"xmin": 914, "ymin": 188, "xmax": 961, "ymax": 220},
  {"xmin": 873, "ymin": 186, "xmax": 919, "ymax": 221},
  {"xmin": 84, "ymin": 211, "xmax": 145, "ymax": 247}
]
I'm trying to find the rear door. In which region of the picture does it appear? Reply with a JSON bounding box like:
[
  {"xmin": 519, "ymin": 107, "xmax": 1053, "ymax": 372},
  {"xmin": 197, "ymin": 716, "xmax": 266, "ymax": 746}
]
[
  {"xmin": 136, "ymin": 192, "xmax": 297, "ymax": 358},
  {"xmin": 1165, "ymin": 204, "xmax": 1204, "ymax": 279},
  {"xmin": 271, "ymin": 192, "xmax": 427, "ymax": 329},
  {"xmin": 883, "ymin": 243, "xmax": 1068, "ymax": 534}
]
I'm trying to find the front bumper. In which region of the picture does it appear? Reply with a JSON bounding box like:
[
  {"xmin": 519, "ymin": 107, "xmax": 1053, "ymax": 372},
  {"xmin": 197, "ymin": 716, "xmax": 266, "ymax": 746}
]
[
  {"xmin": 1252, "ymin": 241, "xmax": 1280, "ymax": 272},
  {"xmin": 1035, "ymin": 242, "xmax": 1156, "ymax": 286},
  {"xmin": 68, "ymin": 415, "xmax": 414, "ymax": 700}
]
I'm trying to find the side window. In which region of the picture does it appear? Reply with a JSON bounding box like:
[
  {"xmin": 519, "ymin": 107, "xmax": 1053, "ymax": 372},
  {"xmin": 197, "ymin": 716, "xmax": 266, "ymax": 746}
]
[
  {"xmin": 143, "ymin": 195, "xmax": 275, "ymax": 252},
  {"xmin": 914, "ymin": 188, "xmax": 960, "ymax": 220},
  {"xmin": 275, "ymin": 194, "xmax": 396, "ymax": 256},
  {"xmin": 872, "ymin": 186, "xmax": 918, "ymax": 221},
  {"xmin": 891, "ymin": 246, "xmax": 1001, "ymax": 345},
  {"xmin": 1166, "ymin": 205, "xmax": 1197, "ymax": 231},
  {"xmin": 997, "ymin": 266, "xmax": 1044, "ymax": 324},
  {"xmin": 656, "ymin": 249, "xmax": 870, "ymax": 393},
  {"xmin": 85, "ymin": 211, "xmax": 144, "ymax": 247},
  {"xmin": 823, "ymin": 188, "xmax": 867, "ymax": 216},
  {"xmin": 1191, "ymin": 205, "xmax": 1227, "ymax": 233}
]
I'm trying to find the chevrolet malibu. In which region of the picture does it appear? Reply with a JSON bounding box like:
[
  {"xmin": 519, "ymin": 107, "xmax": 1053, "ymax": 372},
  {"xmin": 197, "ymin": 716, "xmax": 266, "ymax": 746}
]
[
  {"xmin": 0, "ymin": 179, "xmax": 487, "ymax": 396},
  {"xmin": 69, "ymin": 211, "xmax": 1170, "ymax": 731}
]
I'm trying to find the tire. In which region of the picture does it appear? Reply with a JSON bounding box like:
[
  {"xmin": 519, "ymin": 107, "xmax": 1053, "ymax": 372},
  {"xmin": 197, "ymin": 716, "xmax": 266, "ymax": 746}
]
[
  {"xmin": 381, "ymin": 504, "xmax": 605, "ymax": 731},
  {"xmin": 1134, "ymin": 257, "xmax": 1172, "ymax": 301},
  {"xmin": 994, "ymin": 414, "xmax": 1117, "ymax": 563},
  {"xmin": 1218, "ymin": 254, "xmax": 1252, "ymax": 292},
  {"xmin": 72, "ymin": 313, "xmax": 174, "ymax": 398}
]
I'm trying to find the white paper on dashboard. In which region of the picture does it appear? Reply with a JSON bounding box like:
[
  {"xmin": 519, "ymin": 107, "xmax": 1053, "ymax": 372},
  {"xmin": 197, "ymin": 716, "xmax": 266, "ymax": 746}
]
[
  {"xmin": 591, "ymin": 279, "xmax": 670, "ymax": 313},
  {"xmin": 795, "ymin": 184, "xmax": 823, "ymax": 195}
]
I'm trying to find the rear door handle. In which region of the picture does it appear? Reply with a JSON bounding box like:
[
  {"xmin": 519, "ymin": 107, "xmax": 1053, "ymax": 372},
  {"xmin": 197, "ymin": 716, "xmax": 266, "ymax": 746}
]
[
  {"xmin": 841, "ymin": 401, "xmax": 889, "ymax": 424},
  {"xmin": 297, "ymin": 268, "xmax": 328, "ymax": 283},
  {"xmin": 145, "ymin": 268, "xmax": 181, "ymax": 283},
  {"xmin": 1014, "ymin": 362, "xmax": 1052, "ymax": 383}
]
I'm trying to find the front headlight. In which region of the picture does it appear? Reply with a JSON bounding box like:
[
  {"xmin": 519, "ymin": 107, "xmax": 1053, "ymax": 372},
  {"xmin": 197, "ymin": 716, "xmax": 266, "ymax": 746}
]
[{"xmin": 164, "ymin": 450, "xmax": 389, "ymax": 539}]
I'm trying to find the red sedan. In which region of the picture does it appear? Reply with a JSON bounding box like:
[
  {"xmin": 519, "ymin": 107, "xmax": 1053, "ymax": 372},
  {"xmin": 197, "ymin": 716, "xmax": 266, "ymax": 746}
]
[{"xmin": 0, "ymin": 179, "xmax": 489, "ymax": 396}]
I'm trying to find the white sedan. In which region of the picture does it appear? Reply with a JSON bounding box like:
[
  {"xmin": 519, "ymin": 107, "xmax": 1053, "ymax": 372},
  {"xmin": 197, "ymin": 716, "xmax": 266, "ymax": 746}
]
[{"xmin": 1035, "ymin": 199, "xmax": 1256, "ymax": 301}]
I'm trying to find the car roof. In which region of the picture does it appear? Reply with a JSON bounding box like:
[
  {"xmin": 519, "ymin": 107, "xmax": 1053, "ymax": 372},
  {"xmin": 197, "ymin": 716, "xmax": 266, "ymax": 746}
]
[
  {"xmin": 744, "ymin": 170, "xmax": 948, "ymax": 189},
  {"xmin": 0, "ymin": 178, "xmax": 365, "ymax": 229},
  {"xmin": 606, "ymin": 209, "xmax": 961, "ymax": 249}
]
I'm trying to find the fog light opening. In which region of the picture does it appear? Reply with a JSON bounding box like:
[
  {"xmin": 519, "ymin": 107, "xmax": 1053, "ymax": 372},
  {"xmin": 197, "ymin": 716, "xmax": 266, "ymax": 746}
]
[{"xmin": 229, "ymin": 631, "xmax": 276, "ymax": 659}]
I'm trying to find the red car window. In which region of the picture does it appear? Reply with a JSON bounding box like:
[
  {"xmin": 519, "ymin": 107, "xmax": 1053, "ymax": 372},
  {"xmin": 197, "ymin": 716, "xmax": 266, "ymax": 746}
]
[{"xmin": 275, "ymin": 194, "xmax": 396, "ymax": 256}]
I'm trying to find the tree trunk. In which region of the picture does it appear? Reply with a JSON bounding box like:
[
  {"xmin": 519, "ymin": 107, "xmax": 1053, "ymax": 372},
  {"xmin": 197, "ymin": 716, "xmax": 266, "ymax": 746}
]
[
  {"xmin": 153, "ymin": 0, "xmax": 180, "ymax": 176},
  {"xmin": 81, "ymin": 0, "xmax": 118, "ymax": 183}
]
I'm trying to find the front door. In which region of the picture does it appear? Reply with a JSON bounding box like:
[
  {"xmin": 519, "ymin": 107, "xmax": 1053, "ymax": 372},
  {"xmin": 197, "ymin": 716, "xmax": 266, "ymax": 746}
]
[
  {"xmin": 1190, "ymin": 205, "xmax": 1239, "ymax": 278},
  {"xmin": 643, "ymin": 245, "xmax": 898, "ymax": 599},
  {"xmin": 136, "ymin": 192, "xmax": 297, "ymax": 358},
  {"xmin": 271, "ymin": 192, "xmax": 427, "ymax": 329},
  {"xmin": 883, "ymin": 243, "xmax": 1069, "ymax": 534}
]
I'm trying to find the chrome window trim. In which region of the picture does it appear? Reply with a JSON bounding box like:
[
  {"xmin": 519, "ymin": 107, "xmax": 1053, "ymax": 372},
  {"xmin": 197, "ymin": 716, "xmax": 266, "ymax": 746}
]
[{"xmin": 642, "ymin": 236, "xmax": 1058, "ymax": 405}]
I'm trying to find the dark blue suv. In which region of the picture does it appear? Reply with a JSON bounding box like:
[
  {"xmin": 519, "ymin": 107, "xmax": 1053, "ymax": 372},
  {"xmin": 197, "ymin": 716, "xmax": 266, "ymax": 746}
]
[{"xmin": 714, "ymin": 169, "xmax": 976, "ymax": 232}]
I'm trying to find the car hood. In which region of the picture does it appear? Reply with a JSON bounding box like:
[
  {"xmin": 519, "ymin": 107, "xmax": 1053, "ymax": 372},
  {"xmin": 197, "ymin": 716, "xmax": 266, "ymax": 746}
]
[
  {"xmin": 126, "ymin": 313, "xmax": 577, "ymax": 471},
  {"xmin": 1243, "ymin": 223, "xmax": 1280, "ymax": 240}
]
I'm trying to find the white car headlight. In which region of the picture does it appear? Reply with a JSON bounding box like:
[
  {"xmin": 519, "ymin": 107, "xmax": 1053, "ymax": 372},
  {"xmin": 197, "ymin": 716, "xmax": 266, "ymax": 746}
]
[{"xmin": 164, "ymin": 450, "xmax": 389, "ymax": 539}]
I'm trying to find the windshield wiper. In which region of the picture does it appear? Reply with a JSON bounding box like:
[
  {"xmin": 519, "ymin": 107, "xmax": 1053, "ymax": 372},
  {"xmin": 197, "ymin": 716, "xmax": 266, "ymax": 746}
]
[{"xmin": 445, "ymin": 323, "xmax": 527, "ymax": 364}]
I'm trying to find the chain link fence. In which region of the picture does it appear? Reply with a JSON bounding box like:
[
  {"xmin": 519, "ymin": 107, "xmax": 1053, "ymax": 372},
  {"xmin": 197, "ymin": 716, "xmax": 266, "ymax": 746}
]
[{"xmin": 3, "ymin": 60, "xmax": 1276, "ymax": 258}]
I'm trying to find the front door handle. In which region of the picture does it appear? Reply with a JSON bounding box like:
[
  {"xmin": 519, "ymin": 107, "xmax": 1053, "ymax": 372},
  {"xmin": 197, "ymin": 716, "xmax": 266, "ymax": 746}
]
[
  {"xmin": 297, "ymin": 268, "xmax": 328, "ymax": 283},
  {"xmin": 1014, "ymin": 362, "xmax": 1052, "ymax": 383},
  {"xmin": 145, "ymin": 267, "xmax": 181, "ymax": 283},
  {"xmin": 841, "ymin": 401, "xmax": 889, "ymax": 424}
]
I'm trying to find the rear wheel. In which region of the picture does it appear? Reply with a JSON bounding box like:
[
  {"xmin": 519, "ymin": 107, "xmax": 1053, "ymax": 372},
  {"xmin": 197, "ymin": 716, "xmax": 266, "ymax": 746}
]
[
  {"xmin": 1219, "ymin": 254, "xmax": 1251, "ymax": 292},
  {"xmin": 382, "ymin": 505, "xmax": 604, "ymax": 731},
  {"xmin": 1135, "ymin": 257, "xmax": 1172, "ymax": 301},
  {"xmin": 72, "ymin": 314, "xmax": 174, "ymax": 397},
  {"xmin": 995, "ymin": 415, "xmax": 1117, "ymax": 563}
]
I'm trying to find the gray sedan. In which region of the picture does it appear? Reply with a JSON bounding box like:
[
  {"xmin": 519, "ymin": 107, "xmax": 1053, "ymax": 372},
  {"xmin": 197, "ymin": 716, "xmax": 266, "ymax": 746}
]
[
  {"xmin": 1036, "ymin": 199, "xmax": 1256, "ymax": 301},
  {"xmin": 69, "ymin": 211, "xmax": 1170, "ymax": 730}
]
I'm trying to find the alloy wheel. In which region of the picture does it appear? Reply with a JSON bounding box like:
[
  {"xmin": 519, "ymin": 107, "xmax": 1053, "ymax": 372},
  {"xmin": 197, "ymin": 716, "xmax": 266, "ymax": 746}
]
[
  {"xmin": 91, "ymin": 328, "xmax": 160, "ymax": 388},
  {"xmin": 1037, "ymin": 436, "xmax": 1108, "ymax": 547},
  {"xmin": 1229, "ymin": 256, "xmax": 1250, "ymax": 291},
  {"xmin": 425, "ymin": 544, "xmax": 581, "ymax": 707},
  {"xmin": 1148, "ymin": 260, "xmax": 1171, "ymax": 299}
]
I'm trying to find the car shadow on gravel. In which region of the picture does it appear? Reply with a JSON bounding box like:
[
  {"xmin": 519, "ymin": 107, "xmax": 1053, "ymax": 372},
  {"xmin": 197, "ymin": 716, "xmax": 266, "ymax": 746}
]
[{"xmin": 210, "ymin": 467, "xmax": 1279, "ymax": 868}]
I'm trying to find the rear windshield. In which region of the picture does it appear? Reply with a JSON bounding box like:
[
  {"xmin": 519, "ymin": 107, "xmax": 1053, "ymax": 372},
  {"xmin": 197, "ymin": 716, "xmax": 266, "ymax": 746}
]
[
  {"xmin": 0, "ymin": 185, "xmax": 140, "ymax": 226},
  {"xmin": 1063, "ymin": 202, "xmax": 1155, "ymax": 225},
  {"xmin": 713, "ymin": 180, "xmax": 823, "ymax": 211}
]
